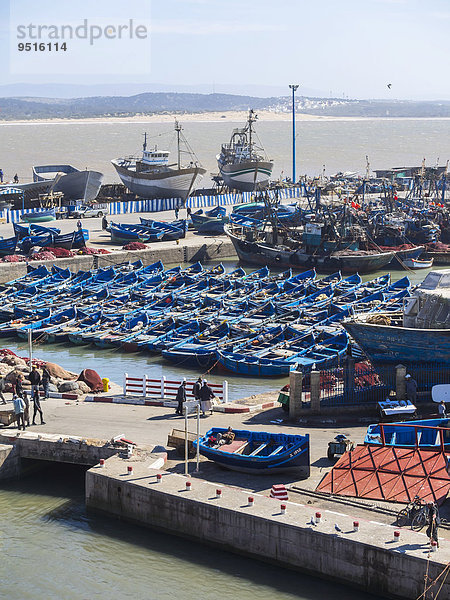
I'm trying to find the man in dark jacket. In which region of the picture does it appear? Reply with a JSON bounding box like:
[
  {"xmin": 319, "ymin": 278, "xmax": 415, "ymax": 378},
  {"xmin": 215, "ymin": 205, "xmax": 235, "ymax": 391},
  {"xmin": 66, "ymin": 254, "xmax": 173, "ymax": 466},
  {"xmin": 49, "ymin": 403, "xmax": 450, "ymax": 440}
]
[
  {"xmin": 175, "ymin": 381, "xmax": 186, "ymax": 415},
  {"xmin": 42, "ymin": 366, "xmax": 51, "ymax": 399},
  {"xmin": 28, "ymin": 366, "xmax": 41, "ymax": 400},
  {"xmin": 405, "ymin": 374, "xmax": 418, "ymax": 403},
  {"xmin": 192, "ymin": 377, "xmax": 202, "ymax": 401}
]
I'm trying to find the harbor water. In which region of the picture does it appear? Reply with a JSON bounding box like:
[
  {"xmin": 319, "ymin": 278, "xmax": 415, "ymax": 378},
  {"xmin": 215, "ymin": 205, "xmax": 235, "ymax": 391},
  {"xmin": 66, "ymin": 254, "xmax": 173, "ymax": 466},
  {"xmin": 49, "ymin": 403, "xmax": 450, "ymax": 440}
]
[
  {"xmin": 0, "ymin": 464, "xmax": 384, "ymax": 600},
  {"xmin": 1, "ymin": 118, "xmax": 450, "ymax": 183}
]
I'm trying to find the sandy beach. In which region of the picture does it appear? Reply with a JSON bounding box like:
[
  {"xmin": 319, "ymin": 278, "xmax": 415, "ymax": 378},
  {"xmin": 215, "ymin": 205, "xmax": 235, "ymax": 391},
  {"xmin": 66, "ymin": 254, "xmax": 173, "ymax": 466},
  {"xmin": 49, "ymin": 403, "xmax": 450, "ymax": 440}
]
[{"xmin": 2, "ymin": 110, "xmax": 450, "ymax": 126}]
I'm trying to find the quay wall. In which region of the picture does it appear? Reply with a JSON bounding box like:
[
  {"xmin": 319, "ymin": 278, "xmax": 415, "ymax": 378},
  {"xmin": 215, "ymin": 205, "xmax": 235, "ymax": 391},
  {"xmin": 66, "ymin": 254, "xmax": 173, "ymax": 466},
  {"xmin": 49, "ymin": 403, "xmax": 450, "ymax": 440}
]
[
  {"xmin": 0, "ymin": 444, "xmax": 20, "ymax": 479},
  {"xmin": 86, "ymin": 457, "xmax": 450, "ymax": 600},
  {"xmin": 0, "ymin": 238, "xmax": 236, "ymax": 283}
]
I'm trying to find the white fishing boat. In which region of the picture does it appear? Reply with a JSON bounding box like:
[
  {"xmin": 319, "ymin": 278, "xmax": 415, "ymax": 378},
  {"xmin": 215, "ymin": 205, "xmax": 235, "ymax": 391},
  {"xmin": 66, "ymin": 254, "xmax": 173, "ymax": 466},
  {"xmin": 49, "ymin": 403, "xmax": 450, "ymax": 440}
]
[
  {"xmin": 112, "ymin": 121, "xmax": 206, "ymax": 200},
  {"xmin": 402, "ymin": 257, "xmax": 434, "ymax": 269},
  {"xmin": 217, "ymin": 109, "xmax": 273, "ymax": 192}
]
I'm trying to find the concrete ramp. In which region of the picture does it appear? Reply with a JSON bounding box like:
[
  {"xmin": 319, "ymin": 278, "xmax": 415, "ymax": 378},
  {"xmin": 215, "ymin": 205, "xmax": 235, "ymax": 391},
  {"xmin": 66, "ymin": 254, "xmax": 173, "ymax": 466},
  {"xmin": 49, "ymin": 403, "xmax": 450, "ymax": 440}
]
[{"xmin": 316, "ymin": 444, "xmax": 450, "ymax": 505}]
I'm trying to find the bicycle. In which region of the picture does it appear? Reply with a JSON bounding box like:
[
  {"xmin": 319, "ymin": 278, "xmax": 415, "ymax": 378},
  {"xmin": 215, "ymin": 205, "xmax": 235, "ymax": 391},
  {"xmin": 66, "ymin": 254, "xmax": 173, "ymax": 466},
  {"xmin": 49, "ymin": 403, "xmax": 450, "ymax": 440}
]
[{"xmin": 396, "ymin": 496, "xmax": 427, "ymax": 530}]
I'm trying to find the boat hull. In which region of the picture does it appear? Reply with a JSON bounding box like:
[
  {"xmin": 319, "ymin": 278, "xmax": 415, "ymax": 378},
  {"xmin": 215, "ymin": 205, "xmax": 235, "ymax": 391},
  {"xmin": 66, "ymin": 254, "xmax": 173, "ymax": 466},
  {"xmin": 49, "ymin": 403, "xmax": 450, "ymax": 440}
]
[
  {"xmin": 33, "ymin": 165, "xmax": 103, "ymax": 202},
  {"xmin": 112, "ymin": 161, "xmax": 206, "ymax": 200},
  {"xmin": 225, "ymin": 227, "xmax": 394, "ymax": 274},
  {"xmin": 343, "ymin": 321, "xmax": 450, "ymax": 368},
  {"xmin": 424, "ymin": 251, "xmax": 450, "ymax": 265},
  {"xmin": 218, "ymin": 160, "xmax": 273, "ymax": 192},
  {"xmin": 195, "ymin": 428, "xmax": 310, "ymax": 476}
]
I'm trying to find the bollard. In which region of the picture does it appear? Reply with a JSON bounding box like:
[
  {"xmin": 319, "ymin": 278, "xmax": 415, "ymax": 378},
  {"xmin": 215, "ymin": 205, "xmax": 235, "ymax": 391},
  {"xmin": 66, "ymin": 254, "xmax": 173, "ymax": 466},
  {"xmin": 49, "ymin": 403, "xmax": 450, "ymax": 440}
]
[
  {"xmin": 186, "ymin": 480, "xmax": 192, "ymax": 491},
  {"xmin": 353, "ymin": 521, "xmax": 359, "ymax": 532},
  {"xmin": 99, "ymin": 459, "xmax": 105, "ymax": 468},
  {"xmin": 248, "ymin": 496, "xmax": 254, "ymax": 507},
  {"xmin": 281, "ymin": 503, "xmax": 287, "ymax": 515},
  {"xmin": 216, "ymin": 489, "xmax": 222, "ymax": 499},
  {"xmin": 431, "ymin": 541, "xmax": 437, "ymax": 552},
  {"xmin": 127, "ymin": 465, "xmax": 133, "ymax": 475},
  {"xmin": 156, "ymin": 473, "xmax": 162, "ymax": 483},
  {"xmin": 394, "ymin": 530, "xmax": 400, "ymax": 541},
  {"xmin": 315, "ymin": 512, "xmax": 322, "ymax": 524}
]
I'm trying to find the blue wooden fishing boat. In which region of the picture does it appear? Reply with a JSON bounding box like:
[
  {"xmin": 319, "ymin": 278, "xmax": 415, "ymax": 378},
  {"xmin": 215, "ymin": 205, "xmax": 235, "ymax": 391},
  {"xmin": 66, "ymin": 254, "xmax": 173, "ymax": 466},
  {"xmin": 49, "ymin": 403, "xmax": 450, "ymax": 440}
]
[
  {"xmin": 364, "ymin": 418, "xmax": 450, "ymax": 451},
  {"xmin": 190, "ymin": 206, "xmax": 228, "ymax": 234},
  {"xmin": 109, "ymin": 223, "xmax": 164, "ymax": 244},
  {"xmin": 0, "ymin": 236, "xmax": 18, "ymax": 257},
  {"xmin": 13, "ymin": 222, "xmax": 61, "ymax": 240},
  {"xmin": 161, "ymin": 321, "xmax": 234, "ymax": 367},
  {"xmin": 194, "ymin": 428, "xmax": 310, "ymax": 475},
  {"xmin": 139, "ymin": 218, "xmax": 186, "ymax": 240}
]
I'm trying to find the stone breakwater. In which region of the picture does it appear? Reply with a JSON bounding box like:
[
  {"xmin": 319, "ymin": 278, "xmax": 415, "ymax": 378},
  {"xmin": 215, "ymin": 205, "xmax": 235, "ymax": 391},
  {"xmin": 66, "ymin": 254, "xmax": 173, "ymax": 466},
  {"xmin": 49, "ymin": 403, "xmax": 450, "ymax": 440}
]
[{"xmin": 86, "ymin": 455, "xmax": 450, "ymax": 600}]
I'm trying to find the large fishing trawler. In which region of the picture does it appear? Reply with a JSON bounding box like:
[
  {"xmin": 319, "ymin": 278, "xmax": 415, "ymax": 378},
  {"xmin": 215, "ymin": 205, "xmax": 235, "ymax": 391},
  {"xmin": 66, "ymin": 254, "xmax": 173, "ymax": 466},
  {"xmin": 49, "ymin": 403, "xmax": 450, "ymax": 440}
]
[
  {"xmin": 217, "ymin": 109, "xmax": 273, "ymax": 192},
  {"xmin": 112, "ymin": 121, "xmax": 206, "ymax": 200}
]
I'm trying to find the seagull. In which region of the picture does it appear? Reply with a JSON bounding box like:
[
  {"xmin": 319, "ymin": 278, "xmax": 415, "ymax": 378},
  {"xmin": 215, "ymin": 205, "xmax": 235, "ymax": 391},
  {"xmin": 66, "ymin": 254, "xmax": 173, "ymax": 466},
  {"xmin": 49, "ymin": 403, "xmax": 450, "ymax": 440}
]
[
  {"xmin": 334, "ymin": 523, "xmax": 342, "ymax": 533},
  {"xmin": 387, "ymin": 83, "xmax": 392, "ymax": 89}
]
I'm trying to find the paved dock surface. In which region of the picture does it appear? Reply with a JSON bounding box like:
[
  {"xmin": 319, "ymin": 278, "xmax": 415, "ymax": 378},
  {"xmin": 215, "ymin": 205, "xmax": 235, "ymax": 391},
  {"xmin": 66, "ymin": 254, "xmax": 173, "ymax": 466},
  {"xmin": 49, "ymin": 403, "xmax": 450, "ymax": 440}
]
[{"xmin": 3, "ymin": 395, "xmax": 450, "ymax": 544}]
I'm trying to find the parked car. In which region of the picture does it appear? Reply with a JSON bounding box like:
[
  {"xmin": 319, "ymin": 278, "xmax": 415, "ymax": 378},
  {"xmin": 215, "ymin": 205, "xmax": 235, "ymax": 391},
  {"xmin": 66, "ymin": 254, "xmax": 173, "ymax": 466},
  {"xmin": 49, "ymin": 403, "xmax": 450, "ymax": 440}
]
[{"xmin": 70, "ymin": 205, "xmax": 105, "ymax": 218}]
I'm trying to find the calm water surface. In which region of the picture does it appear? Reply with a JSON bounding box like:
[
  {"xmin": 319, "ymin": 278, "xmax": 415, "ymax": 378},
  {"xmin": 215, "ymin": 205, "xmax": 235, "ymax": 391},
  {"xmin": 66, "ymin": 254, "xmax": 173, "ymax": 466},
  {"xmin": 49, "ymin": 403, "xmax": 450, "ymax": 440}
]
[{"xmin": 0, "ymin": 464, "xmax": 384, "ymax": 600}]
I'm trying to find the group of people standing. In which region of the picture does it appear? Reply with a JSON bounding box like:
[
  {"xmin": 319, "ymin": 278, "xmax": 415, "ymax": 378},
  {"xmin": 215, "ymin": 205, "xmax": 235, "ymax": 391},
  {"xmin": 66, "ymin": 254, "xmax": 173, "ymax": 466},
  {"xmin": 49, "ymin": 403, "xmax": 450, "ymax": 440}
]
[
  {"xmin": 175, "ymin": 376, "xmax": 215, "ymax": 417},
  {"xmin": 10, "ymin": 365, "xmax": 50, "ymax": 430}
]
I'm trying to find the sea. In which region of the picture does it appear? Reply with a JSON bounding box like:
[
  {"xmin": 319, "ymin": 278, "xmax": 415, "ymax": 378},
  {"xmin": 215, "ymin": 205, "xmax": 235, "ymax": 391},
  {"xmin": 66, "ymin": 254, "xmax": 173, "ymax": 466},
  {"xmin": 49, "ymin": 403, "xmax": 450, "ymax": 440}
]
[
  {"xmin": 1, "ymin": 117, "xmax": 446, "ymax": 599},
  {"xmin": 1, "ymin": 117, "xmax": 450, "ymax": 184}
]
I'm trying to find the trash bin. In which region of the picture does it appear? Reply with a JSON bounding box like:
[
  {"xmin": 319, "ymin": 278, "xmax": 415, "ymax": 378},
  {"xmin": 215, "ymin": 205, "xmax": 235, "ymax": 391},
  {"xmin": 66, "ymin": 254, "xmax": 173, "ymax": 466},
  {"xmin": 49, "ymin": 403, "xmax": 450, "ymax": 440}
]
[{"xmin": 102, "ymin": 377, "xmax": 109, "ymax": 393}]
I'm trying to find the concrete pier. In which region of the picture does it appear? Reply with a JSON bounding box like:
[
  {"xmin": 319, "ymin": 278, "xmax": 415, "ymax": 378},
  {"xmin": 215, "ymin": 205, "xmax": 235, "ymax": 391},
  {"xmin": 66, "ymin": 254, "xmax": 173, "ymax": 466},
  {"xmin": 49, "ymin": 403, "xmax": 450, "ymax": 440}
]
[
  {"xmin": 0, "ymin": 237, "xmax": 236, "ymax": 283},
  {"xmin": 86, "ymin": 456, "xmax": 450, "ymax": 600},
  {"xmin": 0, "ymin": 430, "xmax": 165, "ymax": 479}
]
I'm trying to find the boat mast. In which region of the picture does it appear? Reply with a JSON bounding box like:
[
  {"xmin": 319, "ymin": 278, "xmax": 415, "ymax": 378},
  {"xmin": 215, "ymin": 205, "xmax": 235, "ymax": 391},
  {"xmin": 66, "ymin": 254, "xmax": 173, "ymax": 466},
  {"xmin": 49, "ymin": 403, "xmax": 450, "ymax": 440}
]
[
  {"xmin": 143, "ymin": 132, "xmax": 147, "ymax": 152},
  {"xmin": 247, "ymin": 109, "xmax": 257, "ymax": 160},
  {"xmin": 175, "ymin": 120, "xmax": 182, "ymax": 170}
]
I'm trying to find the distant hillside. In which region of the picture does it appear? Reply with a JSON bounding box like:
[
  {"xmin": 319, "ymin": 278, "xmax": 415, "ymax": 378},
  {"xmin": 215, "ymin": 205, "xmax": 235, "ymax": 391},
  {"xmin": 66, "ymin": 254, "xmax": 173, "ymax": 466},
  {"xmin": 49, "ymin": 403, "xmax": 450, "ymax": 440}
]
[{"xmin": 0, "ymin": 91, "xmax": 450, "ymax": 120}]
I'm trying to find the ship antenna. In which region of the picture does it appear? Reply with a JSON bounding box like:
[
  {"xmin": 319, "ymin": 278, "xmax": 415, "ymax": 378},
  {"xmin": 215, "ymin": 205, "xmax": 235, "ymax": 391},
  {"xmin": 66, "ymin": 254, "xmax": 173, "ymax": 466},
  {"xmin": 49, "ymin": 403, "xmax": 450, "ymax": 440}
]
[
  {"xmin": 175, "ymin": 120, "xmax": 182, "ymax": 170},
  {"xmin": 143, "ymin": 132, "xmax": 147, "ymax": 152}
]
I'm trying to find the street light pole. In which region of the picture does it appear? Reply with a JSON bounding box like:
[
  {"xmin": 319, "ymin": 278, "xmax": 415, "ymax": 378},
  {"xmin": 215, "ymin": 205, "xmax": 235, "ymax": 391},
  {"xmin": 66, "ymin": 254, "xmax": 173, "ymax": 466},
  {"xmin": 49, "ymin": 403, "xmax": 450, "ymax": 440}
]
[{"xmin": 289, "ymin": 84, "xmax": 299, "ymax": 183}]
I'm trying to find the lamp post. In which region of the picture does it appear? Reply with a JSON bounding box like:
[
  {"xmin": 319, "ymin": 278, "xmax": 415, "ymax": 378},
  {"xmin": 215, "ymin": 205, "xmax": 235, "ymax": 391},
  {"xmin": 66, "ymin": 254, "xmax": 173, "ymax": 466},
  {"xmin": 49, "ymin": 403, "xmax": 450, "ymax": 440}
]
[{"xmin": 289, "ymin": 84, "xmax": 299, "ymax": 183}]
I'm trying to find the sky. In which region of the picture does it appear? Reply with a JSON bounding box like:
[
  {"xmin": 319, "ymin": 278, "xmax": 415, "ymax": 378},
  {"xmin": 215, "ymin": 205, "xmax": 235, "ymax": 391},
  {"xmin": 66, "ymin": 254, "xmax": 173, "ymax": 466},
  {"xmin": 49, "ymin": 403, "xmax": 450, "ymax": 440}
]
[{"xmin": 0, "ymin": 0, "xmax": 449, "ymax": 99}]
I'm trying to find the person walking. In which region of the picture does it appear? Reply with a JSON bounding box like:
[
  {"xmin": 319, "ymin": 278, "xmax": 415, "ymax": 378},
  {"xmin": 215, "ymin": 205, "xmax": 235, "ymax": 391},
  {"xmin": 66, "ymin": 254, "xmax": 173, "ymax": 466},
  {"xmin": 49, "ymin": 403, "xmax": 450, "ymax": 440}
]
[
  {"xmin": 23, "ymin": 391, "xmax": 30, "ymax": 427},
  {"xmin": 14, "ymin": 373, "xmax": 24, "ymax": 398},
  {"xmin": 0, "ymin": 376, "xmax": 7, "ymax": 404},
  {"xmin": 32, "ymin": 386, "xmax": 45, "ymax": 425},
  {"xmin": 174, "ymin": 206, "xmax": 179, "ymax": 220},
  {"xmin": 199, "ymin": 380, "xmax": 214, "ymax": 416},
  {"xmin": 28, "ymin": 366, "xmax": 41, "ymax": 400},
  {"xmin": 0, "ymin": 168, "xmax": 3, "ymax": 183},
  {"xmin": 102, "ymin": 215, "xmax": 108, "ymax": 230},
  {"xmin": 438, "ymin": 400, "xmax": 447, "ymax": 418},
  {"xmin": 426, "ymin": 502, "xmax": 440, "ymax": 547},
  {"xmin": 77, "ymin": 219, "xmax": 82, "ymax": 230},
  {"xmin": 405, "ymin": 374, "xmax": 418, "ymax": 404},
  {"xmin": 192, "ymin": 377, "xmax": 202, "ymax": 402},
  {"xmin": 175, "ymin": 381, "xmax": 186, "ymax": 415},
  {"xmin": 13, "ymin": 395, "xmax": 26, "ymax": 430},
  {"xmin": 42, "ymin": 366, "xmax": 51, "ymax": 399}
]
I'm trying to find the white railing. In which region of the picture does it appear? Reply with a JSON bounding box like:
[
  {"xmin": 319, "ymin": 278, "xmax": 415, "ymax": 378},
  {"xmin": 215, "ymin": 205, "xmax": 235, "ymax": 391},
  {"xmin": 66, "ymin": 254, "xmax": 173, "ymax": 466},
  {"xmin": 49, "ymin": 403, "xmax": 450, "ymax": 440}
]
[{"xmin": 123, "ymin": 373, "xmax": 229, "ymax": 403}]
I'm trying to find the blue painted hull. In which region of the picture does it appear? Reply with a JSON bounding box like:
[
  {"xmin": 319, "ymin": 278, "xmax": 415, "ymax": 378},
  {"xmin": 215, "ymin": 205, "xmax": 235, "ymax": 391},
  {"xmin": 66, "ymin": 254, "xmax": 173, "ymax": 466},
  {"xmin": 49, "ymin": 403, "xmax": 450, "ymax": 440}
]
[
  {"xmin": 194, "ymin": 428, "xmax": 310, "ymax": 475},
  {"xmin": 365, "ymin": 418, "xmax": 450, "ymax": 451},
  {"xmin": 343, "ymin": 322, "xmax": 450, "ymax": 367}
]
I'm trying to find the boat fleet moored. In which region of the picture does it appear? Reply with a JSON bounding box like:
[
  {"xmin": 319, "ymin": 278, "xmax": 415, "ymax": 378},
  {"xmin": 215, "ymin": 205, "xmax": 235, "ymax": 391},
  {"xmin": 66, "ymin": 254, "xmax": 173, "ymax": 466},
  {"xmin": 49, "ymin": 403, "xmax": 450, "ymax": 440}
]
[{"xmin": 0, "ymin": 260, "xmax": 413, "ymax": 377}]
